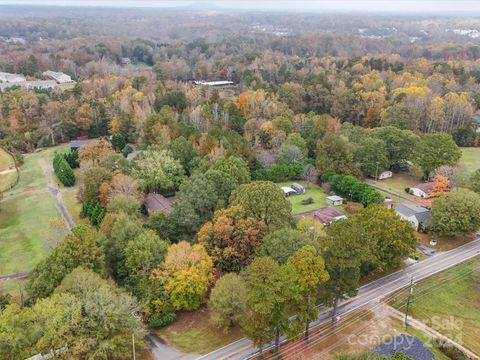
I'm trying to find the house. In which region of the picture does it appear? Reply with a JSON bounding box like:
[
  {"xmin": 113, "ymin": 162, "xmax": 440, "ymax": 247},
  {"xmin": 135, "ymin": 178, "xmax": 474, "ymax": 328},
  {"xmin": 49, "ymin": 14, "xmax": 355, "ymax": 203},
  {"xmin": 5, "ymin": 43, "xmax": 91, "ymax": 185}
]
[
  {"xmin": 291, "ymin": 183, "xmax": 305, "ymax": 195},
  {"xmin": 144, "ymin": 193, "xmax": 174, "ymax": 214},
  {"xmin": 193, "ymin": 80, "xmax": 234, "ymax": 87},
  {"xmin": 0, "ymin": 71, "xmax": 26, "ymax": 83},
  {"xmin": 0, "ymin": 80, "xmax": 57, "ymax": 92},
  {"xmin": 281, "ymin": 186, "xmax": 297, "ymax": 196},
  {"xmin": 378, "ymin": 170, "xmax": 393, "ymax": 180},
  {"xmin": 43, "ymin": 71, "xmax": 73, "ymax": 84},
  {"xmin": 70, "ymin": 139, "xmax": 92, "ymax": 151},
  {"xmin": 298, "ymin": 206, "xmax": 347, "ymax": 225},
  {"xmin": 326, "ymin": 195, "xmax": 344, "ymax": 206},
  {"xmin": 394, "ymin": 203, "xmax": 430, "ymax": 231},
  {"xmin": 373, "ymin": 334, "xmax": 434, "ymax": 360},
  {"xmin": 409, "ymin": 182, "xmax": 435, "ymax": 198},
  {"xmin": 121, "ymin": 57, "xmax": 132, "ymax": 65}
]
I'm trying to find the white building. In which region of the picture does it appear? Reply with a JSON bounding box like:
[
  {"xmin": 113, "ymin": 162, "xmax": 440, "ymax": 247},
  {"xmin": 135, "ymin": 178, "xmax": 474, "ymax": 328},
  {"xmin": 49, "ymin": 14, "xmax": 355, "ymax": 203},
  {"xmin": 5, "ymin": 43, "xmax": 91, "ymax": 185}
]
[
  {"xmin": 193, "ymin": 80, "xmax": 234, "ymax": 87},
  {"xmin": 43, "ymin": 70, "xmax": 73, "ymax": 84},
  {"xmin": 0, "ymin": 80, "xmax": 57, "ymax": 92},
  {"xmin": 326, "ymin": 195, "xmax": 344, "ymax": 206},
  {"xmin": 378, "ymin": 170, "xmax": 393, "ymax": 180},
  {"xmin": 0, "ymin": 72, "xmax": 26, "ymax": 83}
]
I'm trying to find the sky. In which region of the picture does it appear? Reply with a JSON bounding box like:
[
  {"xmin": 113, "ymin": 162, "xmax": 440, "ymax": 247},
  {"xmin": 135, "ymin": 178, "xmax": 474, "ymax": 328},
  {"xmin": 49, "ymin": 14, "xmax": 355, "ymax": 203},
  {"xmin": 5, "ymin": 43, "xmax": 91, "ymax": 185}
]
[{"xmin": 0, "ymin": 0, "xmax": 479, "ymax": 14}]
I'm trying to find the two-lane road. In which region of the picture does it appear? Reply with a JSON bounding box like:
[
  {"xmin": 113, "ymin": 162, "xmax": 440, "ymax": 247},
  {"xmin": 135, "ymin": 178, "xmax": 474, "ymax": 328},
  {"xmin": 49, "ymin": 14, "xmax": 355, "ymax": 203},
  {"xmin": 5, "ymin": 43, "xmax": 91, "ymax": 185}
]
[{"xmin": 197, "ymin": 238, "xmax": 480, "ymax": 360}]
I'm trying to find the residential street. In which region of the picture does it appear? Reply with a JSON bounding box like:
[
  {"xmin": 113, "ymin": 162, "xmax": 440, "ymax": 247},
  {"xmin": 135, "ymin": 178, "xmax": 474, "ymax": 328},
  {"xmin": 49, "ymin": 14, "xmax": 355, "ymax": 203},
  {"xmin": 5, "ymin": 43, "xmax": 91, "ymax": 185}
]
[{"xmin": 197, "ymin": 238, "xmax": 480, "ymax": 360}]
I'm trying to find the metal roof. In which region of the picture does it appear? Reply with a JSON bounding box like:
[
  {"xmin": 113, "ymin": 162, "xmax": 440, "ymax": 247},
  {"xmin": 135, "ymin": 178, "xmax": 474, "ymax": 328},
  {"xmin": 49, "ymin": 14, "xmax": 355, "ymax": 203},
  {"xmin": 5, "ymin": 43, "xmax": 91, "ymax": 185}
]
[
  {"xmin": 374, "ymin": 334, "xmax": 434, "ymax": 360},
  {"xmin": 394, "ymin": 203, "xmax": 430, "ymax": 224}
]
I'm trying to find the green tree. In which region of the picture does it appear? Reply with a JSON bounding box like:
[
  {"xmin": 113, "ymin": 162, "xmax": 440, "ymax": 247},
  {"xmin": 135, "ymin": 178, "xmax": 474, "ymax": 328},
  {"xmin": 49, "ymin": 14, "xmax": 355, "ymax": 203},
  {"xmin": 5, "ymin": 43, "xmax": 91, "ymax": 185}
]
[
  {"xmin": 230, "ymin": 181, "xmax": 292, "ymax": 229},
  {"xmin": 287, "ymin": 245, "xmax": 329, "ymax": 340},
  {"xmin": 354, "ymin": 138, "xmax": 389, "ymax": 178},
  {"xmin": 241, "ymin": 257, "xmax": 300, "ymax": 354},
  {"xmin": 132, "ymin": 147, "xmax": 185, "ymax": 193},
  {"xmin": 211, "ymin": 156, "xmax": 251, "ymax": 184},
  {"xmin": 256, "ymin": 227, "xmax": 315, "ymax": 264},
  {"xmin": 278, "ymin": 144, "xmax": 305, "ymax": 164},
  {"xmin": 467, "ymin": 169, "xmax": 480, "ymax": 194},
  {"xmin": 209, "ymin": 273, "xmax": 247, "ymax": 332},
  {"xmin": 153, "ymin": 241, "xmax": 213, "ymax": 311},
  {"xmin": 166, "ymin": 136, "xmax": 199, "ymax": 176},
  {"xmin": 369, "ymin": 126, "xmax": 419, "ymax": 170},
  {"xmin": 318, "ymin": 219, "xmax": 370, "ymax": 325},
  {"xmin": 81, "ymin": 165, "xmax": 112, "ymax": 202},
  {"xmin": 428, "ymin": 188, "xmax": 480, "ymax": 237},
  {"xmin": 124, "ymin": 229, "xmax": 169, "ymax": 298},
  {"xmin": 315, "ymin": 133, "xmax": 361, "ymax": 177},
  {"xmin": 111, "ymin": 133, "xmax": 126, "ymax": 151},
  {"xmin": 352, "ymin": 206, "xmax": 416, "ymax": 271},
  {"xmin": 413, "ymin": 133, "xmax": 462, "ymax": 179},
  {"xmin": 283, "ymin": 133, "xmax": 309, "ymax": 157},
  {"xmin": 54, "ymin": 267, "xmax": 146, "ymax": 359},
  {"xmin": 106, "ymin": 194, "xmax": 141, "ymax": 217},
  {"xmin": 26, "ymin": 224, "xmax": 105, "ymax": 301}
]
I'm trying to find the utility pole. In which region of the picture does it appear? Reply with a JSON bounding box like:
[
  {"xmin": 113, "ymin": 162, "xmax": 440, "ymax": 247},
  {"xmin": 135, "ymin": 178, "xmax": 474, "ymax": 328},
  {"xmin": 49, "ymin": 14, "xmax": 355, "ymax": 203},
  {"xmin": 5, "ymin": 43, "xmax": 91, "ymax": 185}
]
[
  {"xmin": 132, "ymin": 333, "xmax": 136, "ymax": 360},
  {"xmin": 404, "ymin": 276, "xmax": 414, "ymax": 327}
]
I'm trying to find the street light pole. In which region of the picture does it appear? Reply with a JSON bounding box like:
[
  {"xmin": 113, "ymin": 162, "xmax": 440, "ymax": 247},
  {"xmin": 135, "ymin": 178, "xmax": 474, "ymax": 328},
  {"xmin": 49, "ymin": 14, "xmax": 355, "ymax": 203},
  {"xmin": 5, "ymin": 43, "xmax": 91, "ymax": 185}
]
[
  {"xmin": 404, "ymin": 276, "xmax": 415, "ymax": 327},
  {"xmin": 132, "ymin": 333, "xmax": 136, "ymax": 360}
]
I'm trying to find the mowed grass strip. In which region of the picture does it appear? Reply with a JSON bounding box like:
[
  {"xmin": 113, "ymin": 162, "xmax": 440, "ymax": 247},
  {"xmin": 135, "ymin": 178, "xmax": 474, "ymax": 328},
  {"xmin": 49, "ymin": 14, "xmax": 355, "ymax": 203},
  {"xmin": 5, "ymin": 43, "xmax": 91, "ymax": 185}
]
[
  {"xmin": 0, "ymin": 147, "xmax": 17, "ymax": 192},
  {"xmin": 389, "ymin": 258, "xmax": 480, "ymax": 354},
  {"xmin": 156, "ymin": 308, "xmax": 242, "ymax": 354},
  {"xmin": 460, "ymin": 147, "xmax": 480, "ymax": 174},
  {"xmin": 277, "ymin": 181, "xmax": 328, "ymax": 214}
]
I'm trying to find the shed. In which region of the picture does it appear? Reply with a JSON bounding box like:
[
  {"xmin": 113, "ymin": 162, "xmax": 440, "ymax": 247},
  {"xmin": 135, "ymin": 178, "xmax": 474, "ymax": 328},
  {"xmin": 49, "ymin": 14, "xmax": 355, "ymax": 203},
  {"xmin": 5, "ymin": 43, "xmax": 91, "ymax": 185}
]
[
  {"xmin": 326, "ymin": 195, "xmax": 344, "ymax": 206},
  {"xmin": 144, "ymin": 193, "xmax": 174, "ymax": 214},
  {"xmin": 378, "ymin": 170, "xmax": 393, "ymax": 180},
  {"xmin": 297, "ymin": 206, "xmax": 347, "ymax": 225},
  {"xmin": 374, "ymin": 334, "xmax": 434, "ymax": 360}
]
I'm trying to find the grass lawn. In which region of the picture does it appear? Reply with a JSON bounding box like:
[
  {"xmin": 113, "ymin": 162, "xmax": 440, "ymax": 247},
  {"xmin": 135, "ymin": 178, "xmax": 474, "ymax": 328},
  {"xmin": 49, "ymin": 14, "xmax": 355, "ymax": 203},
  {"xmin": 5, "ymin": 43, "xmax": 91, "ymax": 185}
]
[
  {"xmin": 62, "ymin": 187, "xmax": 87, "ymax": 226},
  {"xmin": 156, "ymin": 307, "xmax": 242, "ymax": 354},
  {"xmin": 368, "ymin": 173, "xmax": 421, "ymax": 200},
  {"xmin": 416, "ymin": 232, "xmax": 475, "ymax": 252},
  {"xmin": 460, "ymin": 147, "xmax": 480, "ymax": 175},
  {"xmin": 277, "ymin": 181, "xmax": 328, "ymax": 214},
  {"xmin": 0, "ymin": 147, "xmax": 17, "ymax": 192},
  {"xmin": 389, "ymin": 257, "xmax": 480, "ymax": 355},
  {"xmin": 0, "ymin": 144, "xmax": 69, "ymax": 277}
]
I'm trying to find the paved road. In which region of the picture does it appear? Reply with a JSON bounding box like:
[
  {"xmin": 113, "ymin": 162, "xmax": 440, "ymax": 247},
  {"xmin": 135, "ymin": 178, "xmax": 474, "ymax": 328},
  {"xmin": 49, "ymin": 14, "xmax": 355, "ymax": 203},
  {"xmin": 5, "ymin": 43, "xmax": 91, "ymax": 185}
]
[
  {"xmin": 0, "ymin": 271, "xmax": 29, "ymax": 282},
  {"xmin": 197, "ymin": 238, "xmax": 480, "ymax": 360},
  {"xmin": 147, "ymin": 333, "xmax": 199, "ymax": 360}
]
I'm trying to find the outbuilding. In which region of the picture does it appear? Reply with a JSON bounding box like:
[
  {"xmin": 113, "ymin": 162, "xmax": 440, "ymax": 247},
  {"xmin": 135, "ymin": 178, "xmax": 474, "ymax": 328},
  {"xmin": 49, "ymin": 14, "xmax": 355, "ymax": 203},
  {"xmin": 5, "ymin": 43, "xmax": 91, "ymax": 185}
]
[
  {"xmin": 297, "ymin": 206, "xmax": 347, "ymax": 225},
  {"xmin": 326, "ymin": 195, "xmax": 344, "ymax": 206},
  {"xmin": 144, "ymin": 193, "xmax": 174, "ymax": 214},
  {"xmin": 281, "ymin": 186, "xmax": 297, "ymax": 196},
  {"xmin": 378, "ymin": 170, "xmax": 393, "ymax": 180}
]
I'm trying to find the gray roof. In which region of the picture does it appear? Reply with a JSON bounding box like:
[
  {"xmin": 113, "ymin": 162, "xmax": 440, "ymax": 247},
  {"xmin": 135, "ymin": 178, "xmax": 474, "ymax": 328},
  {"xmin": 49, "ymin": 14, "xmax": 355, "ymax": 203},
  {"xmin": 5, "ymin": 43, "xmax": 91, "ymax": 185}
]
[
  {"xmin": 374, "ymin": 334, "xmax": 434, "ymax": 360},
  {"xmin": 327, "ymin": 195, "xmax": 344, "ymax": 201},
  {"xmin": 395, "ymin": 203, "xmax": 430, "ymax": 224},
  {"xmin": 70, "ymin": 139, "xmax": 92, "ymax": 149}
]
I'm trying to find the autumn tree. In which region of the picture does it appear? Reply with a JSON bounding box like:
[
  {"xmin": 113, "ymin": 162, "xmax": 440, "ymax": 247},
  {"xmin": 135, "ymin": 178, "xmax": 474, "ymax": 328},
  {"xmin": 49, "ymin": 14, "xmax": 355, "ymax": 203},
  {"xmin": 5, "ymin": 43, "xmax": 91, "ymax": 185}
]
[
  {"xmin": 78, "ymin": 139, "xmax": 114, "ymax": 167},
  {"xmin": 230, "ymin": 181, "xmax": 292, "ymax": 229},
  {"xmin": 315, "ymin": 133, "xmax": 361, "ymax": 177},
  {"xmin": 352, "ymin": 206, "xmax": 416, "ymax": 271},
  {"xmin": 198, "ymin": 205, "xmax": 267, "ymax": 272},
  {"xmin": 431, "ymin": 175, "xmax": 450, "ymax": 197},
  {"xmin": 153, "ymin": 241, "xmax": 213, "ymax": 311},
  {"xmin": 107, "ymin": 173, "xmax": 142, "ymax": 203},
  {"xmin": 209, "ymin": 273, "xmax": 247, "ymax": 332},
  {"xmin": 287, "ymin": 245, "xmax": 329, "ymax": 340}
]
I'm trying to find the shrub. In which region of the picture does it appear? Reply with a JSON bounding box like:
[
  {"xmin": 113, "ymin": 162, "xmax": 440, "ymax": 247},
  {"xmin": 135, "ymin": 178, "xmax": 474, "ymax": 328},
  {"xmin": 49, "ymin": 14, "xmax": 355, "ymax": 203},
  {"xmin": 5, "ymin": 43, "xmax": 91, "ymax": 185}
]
[
  {"xmin": 111, "ymin": 133, "xmax": 127, "ymax": 151},
  {"xmin": 322, "ymin": 173, "xmax": 383, "ymax": 207},
  {"xmin": 301, "ymin": 197, "xmax": 314, "ymax": 205},
  {"xmin": 148, "ymin": 312, "xmax": 176, "ymax": 328},
  {"xmin": 81, "ymin": 198, "xmax": 106, "ymax": 227},
  {"xmin": 62, "ymin": 150, "xmax": 79, "ymax": 168},
  {"xmin": 53, "ymin": 153, "xmax": 75, "ymax": 186}
]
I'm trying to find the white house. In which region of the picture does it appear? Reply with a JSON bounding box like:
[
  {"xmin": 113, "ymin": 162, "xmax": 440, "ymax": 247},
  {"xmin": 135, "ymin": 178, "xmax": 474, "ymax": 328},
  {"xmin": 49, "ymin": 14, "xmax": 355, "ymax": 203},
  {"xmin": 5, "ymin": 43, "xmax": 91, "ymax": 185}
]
[
  {"xmin": 326, "ymin": 195, "xmax": 344, "ymax": 206},
  {"xmin": 0, "ymin": 72, "xmax": 26, "ymax": 83},
  {"xmin": 378, "ymin": 170, "xmax": 393, "ymax": 180},
  {"xmin": 0, "ymin": 80, "xmax": 57, "ymax": 92},
  {"xmin": 43, "ymin": 70, "xmax": 73, "ymax": 84},
  {"xmin": 394, "ymin": 203, "xmax": 430, "ymax": 231}
]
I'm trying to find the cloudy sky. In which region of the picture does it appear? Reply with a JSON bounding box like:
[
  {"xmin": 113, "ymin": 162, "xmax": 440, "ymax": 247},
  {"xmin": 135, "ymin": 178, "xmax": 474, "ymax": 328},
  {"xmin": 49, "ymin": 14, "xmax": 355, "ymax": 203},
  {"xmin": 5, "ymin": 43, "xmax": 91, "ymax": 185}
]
[{"xmin": 0, "ymin": 0, "xmax": 478, "ymax": 14}]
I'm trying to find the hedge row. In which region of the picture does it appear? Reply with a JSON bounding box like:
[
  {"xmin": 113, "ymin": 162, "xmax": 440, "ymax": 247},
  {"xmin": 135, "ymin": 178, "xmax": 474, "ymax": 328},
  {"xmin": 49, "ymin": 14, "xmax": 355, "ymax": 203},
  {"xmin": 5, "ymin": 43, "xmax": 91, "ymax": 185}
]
[
  {"xmin": 81, "ymin": 199, "xmax": 106, "ymax": 228},
  {"xmin": 53, "ymin": 153, "xmax": 75, "ymax": 186},
  {"xmin": 321, "ymin": 173, "xmax": 383, "ymax": 207},
  {"xmin": 252, "ymin": 163, "xmax": 303, "ymax": 182},
  {"xmin": 62, "ymin": 150, "xmax": 79, "ymax": 169}
]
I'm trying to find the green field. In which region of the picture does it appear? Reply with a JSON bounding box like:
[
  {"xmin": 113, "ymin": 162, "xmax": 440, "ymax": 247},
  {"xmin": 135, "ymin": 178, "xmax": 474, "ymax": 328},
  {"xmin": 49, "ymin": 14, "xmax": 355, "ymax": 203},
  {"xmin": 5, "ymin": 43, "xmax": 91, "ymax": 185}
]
[
  {"xmin": 0, "ymin": 147, "xmax": 17, "ymax": 192},
  {"xmin": 277, "ymin": 181, "xmax": 328, "ymax": 214},
  {"xmin": 389, "ymin": 258, "xmax": 480, "ymax": 354},
  {"xmin": 460, "ymin": 147, "xmax": 480, "ymax": 175},
  {"xmin": 0, "ymin": 145, "xmax": 69, "ymax": 277}
]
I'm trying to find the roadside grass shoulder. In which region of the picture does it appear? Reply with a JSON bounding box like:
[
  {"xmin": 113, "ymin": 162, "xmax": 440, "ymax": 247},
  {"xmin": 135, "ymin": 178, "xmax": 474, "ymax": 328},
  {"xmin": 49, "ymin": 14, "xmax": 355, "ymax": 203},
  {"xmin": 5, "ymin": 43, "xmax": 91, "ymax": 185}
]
[
  {"xmin": 460, "ymin": 147, "xmax": 480, "ymax": 174},
  {"xmin": 155, "ymin": 308, "xmax": 242, "ymax": 354},
  {"xmin": 389, "ymin": 258, "xmax": 480, "ymax": 355}
]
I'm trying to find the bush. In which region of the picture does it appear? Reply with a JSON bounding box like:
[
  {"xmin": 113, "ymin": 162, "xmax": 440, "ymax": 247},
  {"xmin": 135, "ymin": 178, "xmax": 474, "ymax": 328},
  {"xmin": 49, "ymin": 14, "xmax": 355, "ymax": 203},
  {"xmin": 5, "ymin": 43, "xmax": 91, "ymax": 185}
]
[
  {"xmin": 81, "ymin": 198, "xmax": 106, "ymax": 227},
  {"xmin": 111, "ymin": 133, "xmax": 127, "ymax": 151},
  {"xmin": 62, "ymin": 150, "xmax": 79, "ymax": 169},
  {"xmin": 251, "ymin": 163, "xmax": 303, "ymax": 182},
  {"xmin": 322, "ymin": 173, "xmax": 383, "ymax": 207},
  {"xmin": 404, "ymin": 187, "xmax": 410, "ymax": 194},
  {"xmin": 53, "ymin": 153, "xmax": 75, "ymax": 186},
  {"xmin": 148, "ymin": 312, "xmax": 177, "ymax": 328},
  {"xmin": 301, "ymin": 197, "xmax": 314, "ymax": 205}
]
